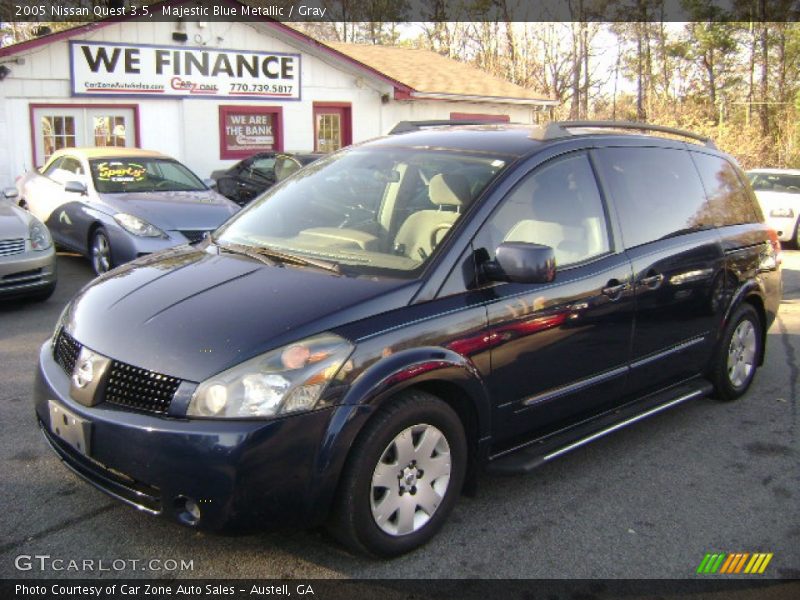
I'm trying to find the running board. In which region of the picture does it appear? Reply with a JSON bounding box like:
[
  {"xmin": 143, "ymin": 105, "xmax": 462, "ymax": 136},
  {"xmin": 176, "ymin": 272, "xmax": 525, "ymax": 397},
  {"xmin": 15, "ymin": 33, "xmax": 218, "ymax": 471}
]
[{"xmin": 487, "ymin": 379, "xmax": 713, "ymax": 475}]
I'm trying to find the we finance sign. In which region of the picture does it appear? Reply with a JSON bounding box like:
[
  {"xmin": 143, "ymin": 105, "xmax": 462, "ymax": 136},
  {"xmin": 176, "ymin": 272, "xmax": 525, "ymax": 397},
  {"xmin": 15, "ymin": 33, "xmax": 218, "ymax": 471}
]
[{"xmin": 70, "ymin": 41, "xmax": 301, "ymax": 100}]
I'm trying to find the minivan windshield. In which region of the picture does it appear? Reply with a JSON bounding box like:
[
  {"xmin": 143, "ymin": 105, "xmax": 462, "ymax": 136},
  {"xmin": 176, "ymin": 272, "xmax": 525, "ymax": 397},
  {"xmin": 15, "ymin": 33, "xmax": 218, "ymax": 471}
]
[
  {"xmin": 214, "ymin": 147, "xmax": 508, "ymax": 276},
  {"xmin": 90, "ymin": 158, "xmax": 207, "ymax": 194}
]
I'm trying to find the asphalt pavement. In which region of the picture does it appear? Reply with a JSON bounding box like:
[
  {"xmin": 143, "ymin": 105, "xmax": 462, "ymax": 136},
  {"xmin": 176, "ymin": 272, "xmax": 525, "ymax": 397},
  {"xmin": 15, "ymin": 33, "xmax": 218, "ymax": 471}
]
[{"xmin": 1, "ymin": 250, "xmax": 798, "ymax": 579}]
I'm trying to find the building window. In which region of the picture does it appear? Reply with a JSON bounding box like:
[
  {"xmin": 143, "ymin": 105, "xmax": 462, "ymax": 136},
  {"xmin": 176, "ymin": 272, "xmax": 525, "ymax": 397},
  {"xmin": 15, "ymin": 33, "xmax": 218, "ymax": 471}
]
[
  {"xmin": 313, "ymin": 103, "xmax": 352, "ymax": 153},
  {"xmin": 40, "ymin": 115, "xmax": 77, "ymax": 162},
  {"xmin": 219, "ymin": 105, "xmax": 283, "ymax": 160},
  {"xmin": 30, "ymin": 104, "xmax": 139, "ymax": 168},
  {"xmin": 93, "ymin": 115, "xmax": 127, "ymax": 147}
]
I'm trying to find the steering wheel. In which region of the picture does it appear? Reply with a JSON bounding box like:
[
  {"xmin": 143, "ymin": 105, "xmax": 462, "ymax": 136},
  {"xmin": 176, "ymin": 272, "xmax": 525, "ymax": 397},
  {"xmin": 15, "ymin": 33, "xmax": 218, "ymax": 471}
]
[{"xmin": 155, "ymin": 180, "xmax": 173, "ymax": 189}]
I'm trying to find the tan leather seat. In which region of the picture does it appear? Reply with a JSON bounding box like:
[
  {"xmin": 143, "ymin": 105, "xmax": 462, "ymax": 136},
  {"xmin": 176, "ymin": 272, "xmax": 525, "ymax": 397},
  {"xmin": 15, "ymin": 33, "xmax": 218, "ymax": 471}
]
[{"xmin": 393, "ymin": 173, "xmax": 470, "ymax": 261}]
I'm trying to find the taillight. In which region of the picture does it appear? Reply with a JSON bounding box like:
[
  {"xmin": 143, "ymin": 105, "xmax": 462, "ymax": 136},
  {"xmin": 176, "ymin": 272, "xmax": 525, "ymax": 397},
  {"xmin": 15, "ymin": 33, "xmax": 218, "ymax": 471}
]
[{"xmin": 766, "ymin": 228, "xmax": 782, "ymax": 266}]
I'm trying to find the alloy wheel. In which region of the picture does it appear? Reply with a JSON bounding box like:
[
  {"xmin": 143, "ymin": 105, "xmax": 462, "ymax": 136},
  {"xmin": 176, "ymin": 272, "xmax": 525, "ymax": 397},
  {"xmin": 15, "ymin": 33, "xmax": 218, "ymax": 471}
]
[
  {"xmin": 369, "ymin": 423, "xmax": 451, "ymax": 536},
  {"xmin": 727, "ymin": 319, "xmax": 757, "ymax": 388}
]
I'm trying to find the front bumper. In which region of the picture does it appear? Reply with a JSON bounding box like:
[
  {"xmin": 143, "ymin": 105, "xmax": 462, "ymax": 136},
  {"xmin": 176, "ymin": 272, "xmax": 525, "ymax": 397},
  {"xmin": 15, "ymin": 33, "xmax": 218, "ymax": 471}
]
[
  {"xmin": 0, "ymin": 244, "xmax": 56, "ymax": 297},
  {"xmin": 34, "ymin": 341, "xmax": 339, "ymax": 531},
  {"xmin": 106, "ymin": 228, "xmax": 200, "ymax": 265}
]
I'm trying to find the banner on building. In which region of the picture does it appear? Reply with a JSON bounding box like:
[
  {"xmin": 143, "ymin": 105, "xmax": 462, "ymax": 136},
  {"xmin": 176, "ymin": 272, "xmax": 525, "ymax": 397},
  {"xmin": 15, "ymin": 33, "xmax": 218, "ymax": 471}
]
[{"xmin": 70, "ymin": 41, "xmax": 301, "ymax": 100}]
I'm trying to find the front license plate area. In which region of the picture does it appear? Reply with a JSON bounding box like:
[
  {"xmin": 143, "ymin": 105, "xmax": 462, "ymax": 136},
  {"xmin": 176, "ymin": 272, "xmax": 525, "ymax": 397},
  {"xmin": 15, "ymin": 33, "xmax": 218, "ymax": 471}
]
[{"xmin": 48, "ymin": 400, "xmax": 91, "ymax": 456}]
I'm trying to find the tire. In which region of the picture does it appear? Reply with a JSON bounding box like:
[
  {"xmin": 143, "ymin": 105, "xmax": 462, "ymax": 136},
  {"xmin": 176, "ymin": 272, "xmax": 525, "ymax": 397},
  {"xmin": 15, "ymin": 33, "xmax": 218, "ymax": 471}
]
[
  {"xmin": 328, "ymin": 390, "xmax": 467, "ymax": 558},
  {"xmin": 710, "ymin": 303, "xmax": 763, "ymax": 401},
  {"xmin": 90, "ymin": 228, "xmax": 113, "ymax": 275}
]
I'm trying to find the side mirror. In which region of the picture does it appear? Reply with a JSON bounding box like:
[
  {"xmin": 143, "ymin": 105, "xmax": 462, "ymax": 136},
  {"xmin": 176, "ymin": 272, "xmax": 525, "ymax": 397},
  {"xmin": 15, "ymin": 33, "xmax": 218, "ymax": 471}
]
[
  {"xmin": 482, "ymin": 242, "xmax": 556, "ymax": 284},
  {"xmin": 203, "ymin": 178, "xmax": 216, "ymax": 188},
  {"xmin": 3, "ymin": 187, "xmax": 18, "ymax": 200},
  {"xmin": 64, "ymin": 180, "xmax": 87, "ymax": 195}
]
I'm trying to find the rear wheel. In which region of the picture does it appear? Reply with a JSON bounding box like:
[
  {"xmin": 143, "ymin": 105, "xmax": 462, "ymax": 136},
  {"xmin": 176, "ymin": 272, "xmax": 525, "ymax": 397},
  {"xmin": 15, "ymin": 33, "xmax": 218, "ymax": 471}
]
[
  {"xmin": 711, "ymin": 303, "xmax": 763, "ymax": 401},
  {"xmin": 329, "ymin": 390, "xmax": 467, "ymax": 558},
  {"xmin": 90, "ymin": 228, "xmax": 113, "ymax": 275}
]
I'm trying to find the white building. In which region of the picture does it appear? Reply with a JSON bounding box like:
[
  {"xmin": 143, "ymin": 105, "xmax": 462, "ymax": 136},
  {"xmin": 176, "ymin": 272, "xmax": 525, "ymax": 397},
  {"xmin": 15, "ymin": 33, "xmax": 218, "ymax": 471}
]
[{"xmin": 0, "ymin": 2, "xmax": 556, "ymax": 187}]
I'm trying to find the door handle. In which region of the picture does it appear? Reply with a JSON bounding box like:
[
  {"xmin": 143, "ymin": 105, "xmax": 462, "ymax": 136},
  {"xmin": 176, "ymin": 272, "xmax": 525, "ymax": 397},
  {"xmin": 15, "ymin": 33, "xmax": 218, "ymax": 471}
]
[
  {"xmin": 639, "ymin": 271, "xmax": 665, "ymax": 290},
  {"xmin": 602, "ymin": 279, "xmax": 628, "ymax": 300}
]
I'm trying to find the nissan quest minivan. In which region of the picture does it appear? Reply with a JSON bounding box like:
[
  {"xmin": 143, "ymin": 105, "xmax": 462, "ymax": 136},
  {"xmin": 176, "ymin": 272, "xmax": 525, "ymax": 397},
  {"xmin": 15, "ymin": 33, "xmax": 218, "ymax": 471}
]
[{"xmin": 34, "ymin": 121, "xmax": 782, "ymax": 557}]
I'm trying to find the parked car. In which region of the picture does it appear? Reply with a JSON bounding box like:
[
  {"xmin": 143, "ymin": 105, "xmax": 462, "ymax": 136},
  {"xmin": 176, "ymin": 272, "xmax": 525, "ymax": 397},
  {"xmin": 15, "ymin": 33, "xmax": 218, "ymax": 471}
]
[
  {"xmin": 35, "ymin": 121, "xmax": 781, "ymax": 558},
  {"xmin": 211, "ymin": 152, "xmax": 323, "ymax": 206},
  {"xmin": 16, "ymin": 148, "xmax": 240, "ymax": 275},
  {"xmin": 746, "ymin": 168, "xmax": 800, "ymax": 247},
  {"xmin": 0, "ymin": 189, "xmax": 56, "ymax": 300}
]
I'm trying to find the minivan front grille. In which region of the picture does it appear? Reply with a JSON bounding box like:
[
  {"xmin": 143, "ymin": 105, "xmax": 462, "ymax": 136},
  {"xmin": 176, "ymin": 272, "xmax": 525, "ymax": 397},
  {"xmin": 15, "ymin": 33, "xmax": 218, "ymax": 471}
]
[
  {"xmin": 53, "ymin": 330, "xmax": 181, "ymax": 415},
  {"xmin": 0, "ymin": 238, "xmax": 25, "ymax": 257},
  {"xmin": 105, "ymin": 362, "xmax": 181, "ymax": 414},
  {"xmin": 54, "ymin": 329, "xmax": 82, "ymax": 376}
]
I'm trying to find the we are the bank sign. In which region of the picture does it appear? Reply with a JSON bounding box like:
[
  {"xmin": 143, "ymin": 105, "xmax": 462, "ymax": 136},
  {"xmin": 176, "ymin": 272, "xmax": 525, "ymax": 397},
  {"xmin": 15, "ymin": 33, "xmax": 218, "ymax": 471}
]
[{"xmin": 70, "ymin": 41, "xmax": 301, "ymax": 100}]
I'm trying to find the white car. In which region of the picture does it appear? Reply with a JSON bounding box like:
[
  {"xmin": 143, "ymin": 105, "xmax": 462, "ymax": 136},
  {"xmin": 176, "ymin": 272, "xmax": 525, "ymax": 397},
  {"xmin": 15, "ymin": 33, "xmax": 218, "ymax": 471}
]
[{"xmin": 746, "ymin": 168, "xmax": 800, "ymax": 247}]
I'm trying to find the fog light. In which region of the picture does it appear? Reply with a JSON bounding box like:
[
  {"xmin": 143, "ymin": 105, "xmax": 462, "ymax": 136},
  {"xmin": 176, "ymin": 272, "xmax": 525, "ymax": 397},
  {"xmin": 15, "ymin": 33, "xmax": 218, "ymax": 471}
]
[{"xmin": 174, "ymin": 495, "xmax": 201, "ymax": 526}]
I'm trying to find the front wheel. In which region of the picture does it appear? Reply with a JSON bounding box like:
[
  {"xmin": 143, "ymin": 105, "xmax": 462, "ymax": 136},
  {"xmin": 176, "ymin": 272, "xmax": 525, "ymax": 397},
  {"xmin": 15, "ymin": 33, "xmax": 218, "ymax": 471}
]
[
  {"xmin": 329, "ymin": 390, "xmax": 467, "ymax": 558},
  {"xmin": 90, "ymin": 228, "xmax": 113, "ymax": 275},
  {"xmin": 710, "ymin": 303, "xmax": 763, "ymax": 401}
]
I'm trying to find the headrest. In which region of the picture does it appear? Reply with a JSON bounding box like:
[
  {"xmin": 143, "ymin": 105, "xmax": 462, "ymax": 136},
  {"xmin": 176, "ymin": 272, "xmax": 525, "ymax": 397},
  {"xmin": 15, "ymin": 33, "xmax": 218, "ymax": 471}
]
[{"xmin": 429, "ymin": 173, "xmax": 470, "ymax": 207}]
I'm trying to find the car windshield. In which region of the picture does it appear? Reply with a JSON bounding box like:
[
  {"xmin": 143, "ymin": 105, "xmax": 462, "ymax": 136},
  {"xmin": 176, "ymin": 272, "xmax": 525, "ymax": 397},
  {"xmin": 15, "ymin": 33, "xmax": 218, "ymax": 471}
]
[
  {"xmin": 90, "ymin": 158, "xmax": 206, "ymax": 193},
  {"xmin": 748, "ymin": 172, "xmax": 800, "ymax": 194},
  {"xmin": 215, "ymin": 146, "xmax": 509, "ymax": 277}
]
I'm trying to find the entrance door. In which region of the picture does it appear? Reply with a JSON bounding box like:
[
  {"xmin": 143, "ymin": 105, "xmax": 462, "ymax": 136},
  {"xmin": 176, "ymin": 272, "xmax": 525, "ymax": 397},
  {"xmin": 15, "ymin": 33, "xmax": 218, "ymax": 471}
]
[{"xmin": 313, "ymin": 103, "xmax": 351, "ymax": 153}]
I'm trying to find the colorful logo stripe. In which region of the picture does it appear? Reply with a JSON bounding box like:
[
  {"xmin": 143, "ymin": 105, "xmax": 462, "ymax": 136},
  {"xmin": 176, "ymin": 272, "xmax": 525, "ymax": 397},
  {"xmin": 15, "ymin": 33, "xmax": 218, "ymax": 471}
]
[{"xmin": 697, "ymin": 552, "xmax": 773, "ymax": 574}]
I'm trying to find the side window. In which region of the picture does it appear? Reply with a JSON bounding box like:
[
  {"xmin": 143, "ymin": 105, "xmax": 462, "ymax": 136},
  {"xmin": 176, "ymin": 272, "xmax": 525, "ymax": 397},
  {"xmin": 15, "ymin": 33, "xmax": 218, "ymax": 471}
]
[
  {"xmin": 43, "ymin": 157, "xmax": 65, "ymax": 178},
  {"xmin": 59, "ymin": 157, "xmax": 84, "ymax": 176},
  {"xmin": 691, "ymin": 152, "xmax": 759, "ymax": 226},
  {"xmin": 474, "ymin": 152, "xmax": 610, "ymax": 268},
  {"xmin": 250, "ymin": 156, "xmax": 276, "ymax": 179},
  {"xmin": 594, "ymin": 147, "xmax": 709, "ymax": 248}
]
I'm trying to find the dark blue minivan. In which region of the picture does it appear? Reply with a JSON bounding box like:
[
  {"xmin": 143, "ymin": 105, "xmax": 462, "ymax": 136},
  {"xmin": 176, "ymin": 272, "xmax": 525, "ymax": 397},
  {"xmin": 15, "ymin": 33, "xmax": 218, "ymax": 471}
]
[{"xmin": 34, "ymin": 122, "xmax": 782, "ymax": 557}]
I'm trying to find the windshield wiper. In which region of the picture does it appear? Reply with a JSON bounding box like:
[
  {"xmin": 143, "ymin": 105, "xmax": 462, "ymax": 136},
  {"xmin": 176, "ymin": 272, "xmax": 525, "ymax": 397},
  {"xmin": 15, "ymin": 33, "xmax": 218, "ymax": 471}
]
[
  {"xmin": 214, "ymin": 239, "xmax": 341, "ymax": 274},
  {"xmin": 214, "ymin": 240, "xmax": 278, "ymax": 267},
  {"xmin": 251, "ymin": 245, "xmax": 342, "ymax": 274}
]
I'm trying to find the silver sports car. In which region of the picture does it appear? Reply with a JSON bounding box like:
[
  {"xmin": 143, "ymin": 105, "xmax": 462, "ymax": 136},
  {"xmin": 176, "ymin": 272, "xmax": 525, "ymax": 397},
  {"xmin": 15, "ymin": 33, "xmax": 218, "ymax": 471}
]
[
  {"xmin": 0, "ymin": 189, "xmax": 56, "ymax": 301},
  {"xmin": 16, "ymin": 148, "xmax": 240, "ymax": 275}
]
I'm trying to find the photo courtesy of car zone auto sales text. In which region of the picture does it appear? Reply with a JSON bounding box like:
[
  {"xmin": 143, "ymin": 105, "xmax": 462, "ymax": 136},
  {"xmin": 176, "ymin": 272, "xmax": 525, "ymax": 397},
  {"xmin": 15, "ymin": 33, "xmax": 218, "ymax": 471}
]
[{"xmin": 0, "ymin": 1, "xmax": 797, "ymax": 599}]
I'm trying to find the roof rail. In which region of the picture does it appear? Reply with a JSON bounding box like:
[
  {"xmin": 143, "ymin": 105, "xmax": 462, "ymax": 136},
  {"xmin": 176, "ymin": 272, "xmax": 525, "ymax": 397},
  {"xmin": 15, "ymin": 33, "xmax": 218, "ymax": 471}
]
[
  {"xmin": 542, "ymin": 120, "xmax": 717, "ymax": 149},
  {"xmin": 388, "ymin": 119, "xmax": 508, "ymax": 135}
]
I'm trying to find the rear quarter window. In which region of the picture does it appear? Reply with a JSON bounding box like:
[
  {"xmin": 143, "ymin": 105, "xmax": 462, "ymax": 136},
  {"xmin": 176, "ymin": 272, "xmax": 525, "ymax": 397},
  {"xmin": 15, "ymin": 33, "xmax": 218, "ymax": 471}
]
[
  {"xmin": 593, "ymin": 147, "xmax": 710, "ymax": 249},
  {"xmin": 691, "ymin": 153, "xmax": 760, "ymax": 226},
  {"xmin": 692, "ymin": 152, "xmax": 761, "ymax": 227}
]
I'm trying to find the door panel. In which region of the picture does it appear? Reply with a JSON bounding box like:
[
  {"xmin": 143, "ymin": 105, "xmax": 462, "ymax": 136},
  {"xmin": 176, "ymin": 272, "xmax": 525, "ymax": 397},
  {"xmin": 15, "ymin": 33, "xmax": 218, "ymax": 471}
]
[
  {"xmin": 626, "ymin": 231, "xmax": 726, "ymax": 393},
  {"xmin": 591, "ymin": 146, "xmax": 726, "ymax": 395},
  {"xmin": 486, "ymin": 254, "xmax": 635, "ymax": 443},
  {"xmin": 466, "ymin": 150, "xmax": 635, "ymax": 444}
]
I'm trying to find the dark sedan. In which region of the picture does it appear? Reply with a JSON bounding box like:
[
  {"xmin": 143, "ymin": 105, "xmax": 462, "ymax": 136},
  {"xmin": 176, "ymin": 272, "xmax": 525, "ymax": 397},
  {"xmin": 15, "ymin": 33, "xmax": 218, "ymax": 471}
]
[{"xmin": 210, "ymin": 152, "xmax": 323, "ymax": 205}]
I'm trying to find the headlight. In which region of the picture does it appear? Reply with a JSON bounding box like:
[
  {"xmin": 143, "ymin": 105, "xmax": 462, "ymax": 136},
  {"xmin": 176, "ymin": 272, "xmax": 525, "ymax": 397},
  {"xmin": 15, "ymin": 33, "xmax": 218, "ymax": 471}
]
[
  {"xmin": 29, "ymin": 219, "xmax": 52, "ymax": 251},
  {"xmin": 187, "ymin": 333, "xmax": 353, "ymax": 418},
  {"xmin": 113, "ymin": 213, "xmax": 166, "ymax": 238},
  {"xmin": 770, "ymin": 207, "xmax": 794, "ymax": 218}
]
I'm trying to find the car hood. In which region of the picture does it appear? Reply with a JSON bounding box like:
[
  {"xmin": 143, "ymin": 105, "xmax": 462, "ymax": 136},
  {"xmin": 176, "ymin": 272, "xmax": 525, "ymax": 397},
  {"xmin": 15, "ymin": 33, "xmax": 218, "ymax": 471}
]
[
  {"xmin": 0, "ymin": 200, "xmax": 30, "ymax": 237},
  {"xmin": 99, "ymin": 190, "xmax": 239, "ymax": 230},
  {"xmin": 63, "ymin": 243, "xmax": 417, "ymax": 382}
]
